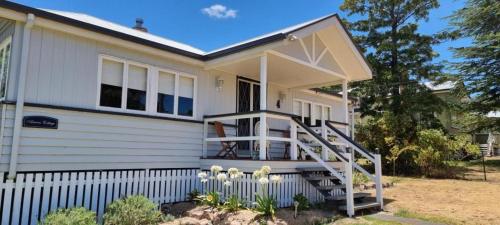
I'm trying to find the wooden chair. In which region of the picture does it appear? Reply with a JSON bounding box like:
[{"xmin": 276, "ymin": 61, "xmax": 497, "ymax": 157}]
[{"xmin": 214, "ymin": 121, "xmax": 238, "ymax": 159}]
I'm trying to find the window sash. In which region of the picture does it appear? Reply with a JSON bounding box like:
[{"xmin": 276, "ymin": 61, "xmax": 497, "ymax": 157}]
[
  {"xmin": 294, "ymin": 99, "xmax": 332, "ymax": 125},
  {"xmin": 0, "ymin": 37, "xmax": 12, "ymax": 100},
  {"xmin": 98, "ymin": 55, "xmax": 196, "ymax": 119}
]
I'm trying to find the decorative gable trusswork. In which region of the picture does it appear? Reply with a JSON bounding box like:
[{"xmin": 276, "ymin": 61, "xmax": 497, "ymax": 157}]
[{"xmin": 272, "ymin": 33, "xmax": 346, "ymax": 77}]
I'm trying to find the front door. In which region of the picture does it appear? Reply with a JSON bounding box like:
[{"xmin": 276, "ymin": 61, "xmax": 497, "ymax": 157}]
[{"xmin": 237, "ymin": 78, "xmax": 260, "ymax": 152}]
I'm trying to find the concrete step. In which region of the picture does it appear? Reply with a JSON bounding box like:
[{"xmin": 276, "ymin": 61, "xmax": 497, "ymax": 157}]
[
  {"xmin": 304, "ymin": 176, "xmax": 340, "ymax": 181},
  {"xmin": 316, "ymin": 184, "xmax": 346, "ymax": 190},
  {"xmin": 338, "ymin": 201, "xmax": 380, "ymax": 211},
  {"xmin": 325, "ymin": 192, "xmax": 370, "ymax": 201}
]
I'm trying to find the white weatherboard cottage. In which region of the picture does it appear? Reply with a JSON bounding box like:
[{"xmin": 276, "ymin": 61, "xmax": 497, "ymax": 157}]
[{"xmin": 0, "ymin": 1, "xmax": 383, "ymax": 224}]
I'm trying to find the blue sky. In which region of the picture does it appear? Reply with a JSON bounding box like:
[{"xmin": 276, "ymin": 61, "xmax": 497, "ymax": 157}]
[{"xmin": 12, "ymin": 0, "xmax": 466, "ymax": 62}]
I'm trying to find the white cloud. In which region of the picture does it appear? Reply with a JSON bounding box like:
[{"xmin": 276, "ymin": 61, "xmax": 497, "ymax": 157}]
[{"xmin": 201, "ymin": 4, "xmax": 237, "ymax": 19}]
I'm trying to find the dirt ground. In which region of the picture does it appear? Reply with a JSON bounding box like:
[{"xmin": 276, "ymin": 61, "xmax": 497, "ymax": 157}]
[{"xmin": 380, "ymin": 157, "xmax": 500, "ymax": 225}]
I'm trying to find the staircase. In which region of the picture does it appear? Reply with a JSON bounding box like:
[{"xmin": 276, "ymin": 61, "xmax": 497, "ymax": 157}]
[{"xmin": 291, "ymin": 118, "xmax": 383, "ymax": 216}]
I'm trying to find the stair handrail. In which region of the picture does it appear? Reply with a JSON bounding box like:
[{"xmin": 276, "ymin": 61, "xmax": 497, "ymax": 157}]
[
  {"xmin": 325, "ymin": 121, "xmax": 375, "ymax": 161},
  {"xmin": 292, "ymin": 117, "xmax": 348, "ymax": 163},
  {"xmin": 326, "ymin": 121, "xmax": 384, "ymax": 210}
]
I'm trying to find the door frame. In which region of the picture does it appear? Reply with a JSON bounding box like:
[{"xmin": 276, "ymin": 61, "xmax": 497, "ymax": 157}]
[{"xmin": 236, "ymin": 76, "xmax": 260, "ymax": 151}]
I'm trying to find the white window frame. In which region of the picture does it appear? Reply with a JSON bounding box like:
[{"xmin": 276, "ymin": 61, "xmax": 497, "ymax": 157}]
[
  {"xmin": 0, "ymin": 36, "xmax": 13, "ymax": 101},
  {"xmin": 293, "ymin": 98, "xmax": 332, "ymax": 126},
  {"xmin": 96, "ymin": 54, "xmax": 197, "ymax": 119}
]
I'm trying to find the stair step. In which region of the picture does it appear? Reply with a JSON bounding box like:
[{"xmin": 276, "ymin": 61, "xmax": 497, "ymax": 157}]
[
  {"xmin": 338, "ymin": 201, "xmax": 380, "ymax": 211},
  {"xmin": 296, "ymin": 167, "xmax": 342, "ymax": 172},
  {"xmin": 326, "ymin": 192, "xmax": 370, "ymax": 201},
  {"xmin": 304, "ymin": 176, "xmax": 340, "ymax": 181},
  {"xmin": 316, "ymin": 184, "xmax": 346, "ymax": 190}
]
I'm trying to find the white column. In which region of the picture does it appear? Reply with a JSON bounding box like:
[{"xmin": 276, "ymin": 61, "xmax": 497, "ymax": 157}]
[
  {"xmin": 9, "ymin": 14, "xmax": 35, "ymax": 179},
  {"xmin": 342, "ymin": 80, "xmax": 350, "ymax": 137},
  {"xmin": 202, "ymin": 120, "xmax": 208, "ymax": 158},
  {"xmin": 321, "ymin": 118, "xmax": 328, "ymax": 160},
  {"xmin": 374, "ymin": 154, "xmax": 384, "ymax": 209},
  {"xmin": 344, "ymin": 152, "xmax": 355, "ymax": 217},
  {"xmin": 290, "ymin": 121, "xmax": 297, "ymax": 160},
  {"xmin": 259, "ymin": 55, "xmax": 268, "ymax": 160}
]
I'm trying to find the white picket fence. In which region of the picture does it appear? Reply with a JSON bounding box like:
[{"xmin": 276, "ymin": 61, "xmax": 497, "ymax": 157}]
[
  {"xmin": 0, "ymin": 169, "xmax": 336, "ymax": 225},
  {"xmin": 0, "ymin": 168, "xmax": 199, "ymax": 225}
]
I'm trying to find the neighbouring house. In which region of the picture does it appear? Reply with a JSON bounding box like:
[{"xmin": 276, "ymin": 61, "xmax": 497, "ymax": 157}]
[
  {"xmin": 425, "ymin": 81, "xmax": 499, "ymax": 156},
  {"xmin": 0, "ymin": 1, "xmax": 383, "ymax": 224}
]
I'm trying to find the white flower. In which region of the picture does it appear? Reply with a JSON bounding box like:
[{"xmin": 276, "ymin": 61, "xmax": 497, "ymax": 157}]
[
  {"xmin": 224, "ymin": 181, "xmax": 232, "ymax": 186},
  {"xmin": 253, "ymin": 170, "xmax": 262, "ymax": 178},
  {"xmin": 270, "ymin": 175, "xmax": 282, "ymax": 183},
  {"xmin": 201, "ymin": 178, "xmax": 208, "ymax": 183},
  {"xmin": 261, "ymin": 166, "xmax": 271, "ymax": 175},
  {"xmin": 209, "ymin": 176, "xmax": 215, "ymax": 180},
  {"xmin": 198, "ymin": 172, "xmax": 208, "ymax": 179},
  {"xmin": 259, "ymin": 177, "xmax": 269, "ymax": 185},
  {"xmin": 210, "ymin": 165, "xmax": 223, "ymax": 174},
  {"xmin": 237, "ymin": 172, "xmax": 244, "ymax": 178},
  {"xmin": 217, "ymin": 173, "xmax": 227, "ymax": 181},
  {"xmin": 228, "ymin": 168, "xmax": 239, "ymax": 175}
]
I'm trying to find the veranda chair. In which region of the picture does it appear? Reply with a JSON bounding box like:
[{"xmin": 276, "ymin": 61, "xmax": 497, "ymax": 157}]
[
  {"xmin": 253, "ymin": 121, "xmax": 272, "ymax": 160},
  {"xmin": 214, "ymin": 121, "xmax": 238, "ymax": 159}
]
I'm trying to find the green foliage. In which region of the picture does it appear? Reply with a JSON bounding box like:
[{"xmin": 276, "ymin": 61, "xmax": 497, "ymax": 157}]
[
  {"xmin": 187, "ymin": 189, "xmax": 200, "ymax": 202},
  {"xmin": 162, "ymin": 214, "xmax": 175, "ymax": 222},
  {"xmin": 254, "ymin": 195, "xmax": 277, "ymax": 218},
  {"xmin": 103, "ymin": 195, "xmax": 163, "ymax": 225},
  {"xmin": 40, "ymin": 207, "xmax": 97, "ymax": 225},
  {"xmin": 223, "ymin": 195, "xmax": 245, "ymax": 212},
  {"xmin": 293, "ymin": 194, "xmax": 310, "ymax": 211},
  {"xmin": 352, "ymin": 171, "xmax": 370, "ymax": 186},
  {"xmin": 446, "ymin": 0, "xmax": 500, "ymax": 132},
  {"xmin": 198, "ymin": 191, "xmax": 221, "ymax": 208}
]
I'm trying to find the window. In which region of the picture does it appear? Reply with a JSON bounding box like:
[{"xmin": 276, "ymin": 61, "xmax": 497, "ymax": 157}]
[
  {"xmin": 100, "ymin": 59, "xmax": 123, "ymax": 108},
  {"xmin": 178, "ymin": 76, "xmax": 194, "ymax": 116},
  {"xmin": 157, "ymin": 71, "xmax": 175, "ymax": 114},
  {"xmin": 126, "ymin": 64, "xmax": 148, "ymax": 111},
  {"xmin": 98, "ymin": 55, "xmax": 196, "ymax": 119},
  {"xmin": 294, "ymin": 99, "xmax": 332, "ymax": 126},
  {"xmin": 0, "ymin": 37, "xmax": 12, "ymax": 100}
]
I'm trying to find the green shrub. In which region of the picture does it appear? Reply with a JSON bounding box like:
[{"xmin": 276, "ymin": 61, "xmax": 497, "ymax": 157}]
[
  {"xmin": 198, "ymin": 191, "xmax": 221, "ymax": 208},
  {"xmin": 223, "ymin": 195, "xmax": 245, "ymax": 212},
  {"xmin": 187, "ymin": 189, "xmax": 200, "ymax": 202},
  {"xmin": 40, "ymin": 207, "xmax": 97, "ymax": 225},
  {"xmin": 293, "ymin": 194, "xmax": 310, "ymax": 211},
  {"xmin": 254, "ymin": 195, "xmax": 277, "ymax": 218},
  {"xmin": 103, "ymin": 195, "xmax": 163, "ymax": 225}
]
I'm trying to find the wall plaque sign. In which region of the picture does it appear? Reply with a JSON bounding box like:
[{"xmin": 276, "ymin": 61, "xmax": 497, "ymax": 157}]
[{"xmin": 23, "ymin": 116, "xmax": 58, "ymax": 129}]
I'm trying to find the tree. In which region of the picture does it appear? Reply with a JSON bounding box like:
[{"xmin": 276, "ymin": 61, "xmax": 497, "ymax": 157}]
[
  {"xmin": 447, "ymin": 0, "xmax": 500, "ymax": 131},
  {"xmin": 340, "ymin": 1, "xmax": 445, "ymax": 156}
]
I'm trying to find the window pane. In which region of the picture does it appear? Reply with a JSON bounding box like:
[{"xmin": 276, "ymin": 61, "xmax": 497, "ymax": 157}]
[
  {"xmin": 325, "ymin": 107, "xmax": 331, "ymax": 121},
  {"xmin": 157, "ymin": 71, "xmax": 175, "ymax": 114},
  {"xmin": 101, "ymin": 59, "xmax": 123, "ymax": 86},
  {"xmin": 100, "ymin": 84, "xmax": 122, "ymax": 108},
  {"xmin": 178, "ymin": 76, "xmax": 194, "ymax": 117},
  {"xmin": 314, "ymin": 104, "xmax": 322, "ymax": 125},
  {"xmin": 293, "ymin": 101, "xmax": 302, "ymax": 116},
  {"xmin": 178, "ymin": 96, "xmax": 193, "ymax": 116},
  {"xmin": 157, "ymin": 93, "xmax": 174, "ymax": 114},
  {"xmin": 100, "ymin": 59, "xmax": 123, "ymax": 108},
  {"xmin": 0, "ymin": 41, "xmax": 11, "ymax": 99},
  {"xmin": 127, "ymin": 89, "xmax": 146, "ymax": 110},
  {"xmin": 127, "ymin": 65, "xmax": 147, "ymax": 111},
  {"xmin": 304, "ymin": 103, "xmax": 311, "ymax": 126}
]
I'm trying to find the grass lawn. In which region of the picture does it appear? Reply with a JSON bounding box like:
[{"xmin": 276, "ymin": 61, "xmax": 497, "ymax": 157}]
[{"xmin": 378, "ymin": 157, "xmax": 500, "ymax": 225}]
